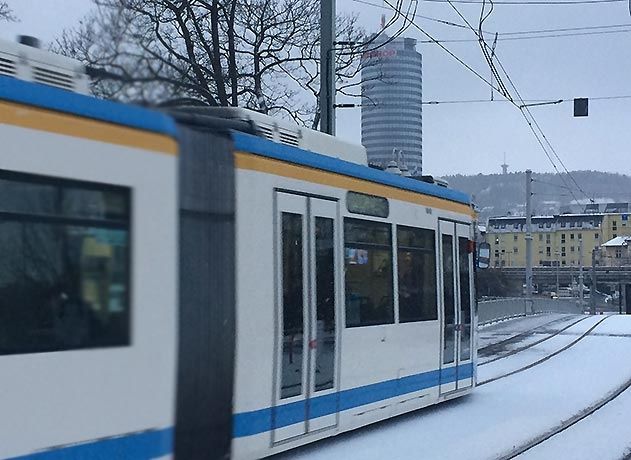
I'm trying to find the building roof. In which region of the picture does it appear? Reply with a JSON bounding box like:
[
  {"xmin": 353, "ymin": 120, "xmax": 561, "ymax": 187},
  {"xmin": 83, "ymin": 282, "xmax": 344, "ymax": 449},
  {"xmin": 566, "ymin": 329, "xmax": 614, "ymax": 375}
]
[{"xmin": 602, "ymin": 236, "xmax": 631, "ymax": 247}]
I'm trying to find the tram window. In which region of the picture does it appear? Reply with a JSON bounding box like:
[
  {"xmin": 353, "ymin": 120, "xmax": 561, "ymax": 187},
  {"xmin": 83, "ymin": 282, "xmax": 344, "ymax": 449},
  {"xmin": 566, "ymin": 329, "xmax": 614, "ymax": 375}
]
[
  {"xmin": 346, "ymin": 191, "xmax": 389, "ymax": 218},
  {"xmin": 397, "ymin": 226, "xmax": 437, "ymax": 322},
  {"xmin": 280, "ymin": 212, "xmax": 304, "ymax": 398},
  {"xmin": 344, "ymin": 218, "xmax": 394, "ymax": 327},
  {"xmin": 0, "ymin": 171, "xmax": 130, "ymax": 355}
]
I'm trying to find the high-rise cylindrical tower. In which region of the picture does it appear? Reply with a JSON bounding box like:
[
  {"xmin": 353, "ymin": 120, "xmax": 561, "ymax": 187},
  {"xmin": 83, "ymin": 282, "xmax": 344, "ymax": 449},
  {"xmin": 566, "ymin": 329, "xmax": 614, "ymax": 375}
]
[{"xmin": 361, "ymin": 35, "xmax": 422, "ymax": 174}]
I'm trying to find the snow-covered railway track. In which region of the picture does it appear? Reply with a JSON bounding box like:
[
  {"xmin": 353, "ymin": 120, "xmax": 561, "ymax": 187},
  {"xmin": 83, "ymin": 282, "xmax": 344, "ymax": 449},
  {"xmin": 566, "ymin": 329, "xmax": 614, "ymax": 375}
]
[
  {"xmin": 479, "ymin": 315, "xmax": 610, "ymax": 386},
  {"xmin": 478, "ymin": 315, "xmax": 577, "ymax": 358},
  {"xmin": 479, "ymin": 315, "xmax": 590, "ymax": 366},
  {"xmin": 497, "ymin": 373, "xmax": 631, "ymax": 459}
]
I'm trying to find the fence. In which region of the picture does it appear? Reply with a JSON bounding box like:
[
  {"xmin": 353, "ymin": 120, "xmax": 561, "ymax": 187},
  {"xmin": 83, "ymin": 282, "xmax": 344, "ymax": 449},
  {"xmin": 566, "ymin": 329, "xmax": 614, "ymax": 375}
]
[{"xmin": 478, "ymin": 297, "xmax": 584, "ymax": 325}]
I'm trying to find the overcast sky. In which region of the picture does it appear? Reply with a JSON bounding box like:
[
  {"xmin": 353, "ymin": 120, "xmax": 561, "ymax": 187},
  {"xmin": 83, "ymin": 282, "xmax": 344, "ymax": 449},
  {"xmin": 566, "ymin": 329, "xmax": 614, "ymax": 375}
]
[{"xmin": 3, "ymin": 0, "xmax": 631, "ymax": 179}]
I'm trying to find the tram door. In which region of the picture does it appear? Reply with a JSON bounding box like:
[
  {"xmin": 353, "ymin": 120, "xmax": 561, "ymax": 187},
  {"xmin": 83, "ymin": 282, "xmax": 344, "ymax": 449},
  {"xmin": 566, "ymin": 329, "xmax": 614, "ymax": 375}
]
[
  {"xmin": 439, "ymin": 220, "xmax": 474, "ymax": 395},
  {"xmin": 273, "ymin": 192, "xmax": 339, "ymax": 443}
]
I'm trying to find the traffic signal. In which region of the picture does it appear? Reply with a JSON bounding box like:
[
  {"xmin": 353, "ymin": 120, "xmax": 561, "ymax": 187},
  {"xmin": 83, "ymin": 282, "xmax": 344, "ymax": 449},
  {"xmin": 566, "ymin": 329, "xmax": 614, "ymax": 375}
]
[{"xmin": 574, "ymin": 98, "xmax": 588, "ymax": 117}]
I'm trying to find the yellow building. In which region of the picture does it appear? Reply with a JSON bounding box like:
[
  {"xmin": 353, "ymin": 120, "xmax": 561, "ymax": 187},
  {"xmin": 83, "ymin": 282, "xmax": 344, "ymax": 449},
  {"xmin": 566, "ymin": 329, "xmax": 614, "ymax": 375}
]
[{"xmin": 487, "ymin": 204, "xmax": 631, "ymax": 268}]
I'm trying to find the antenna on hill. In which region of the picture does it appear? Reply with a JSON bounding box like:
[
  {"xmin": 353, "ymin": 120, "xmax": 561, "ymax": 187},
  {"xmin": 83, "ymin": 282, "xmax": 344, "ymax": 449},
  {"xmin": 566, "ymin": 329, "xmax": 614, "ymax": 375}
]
[{"xmin": 501, "ymin": 152, "xmax": 509, "ymax": 175}]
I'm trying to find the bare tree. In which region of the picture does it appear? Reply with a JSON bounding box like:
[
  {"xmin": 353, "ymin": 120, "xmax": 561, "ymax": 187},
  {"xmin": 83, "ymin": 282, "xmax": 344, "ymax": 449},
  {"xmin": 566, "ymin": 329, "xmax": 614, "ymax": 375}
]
[
  {"xmin": 0, "ymin": 2, "xmax": 16, "ymax": 21},
  {"xmin": 56, "ymin": 0, "xmax": 415, "ymax": 126}
]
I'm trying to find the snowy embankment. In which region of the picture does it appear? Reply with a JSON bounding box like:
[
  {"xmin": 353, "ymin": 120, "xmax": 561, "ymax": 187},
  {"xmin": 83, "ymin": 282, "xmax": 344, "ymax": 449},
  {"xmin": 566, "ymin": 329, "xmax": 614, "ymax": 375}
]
[{"xmin": 283, "ymin": 315, "xmax": 631, "ymax": 460}]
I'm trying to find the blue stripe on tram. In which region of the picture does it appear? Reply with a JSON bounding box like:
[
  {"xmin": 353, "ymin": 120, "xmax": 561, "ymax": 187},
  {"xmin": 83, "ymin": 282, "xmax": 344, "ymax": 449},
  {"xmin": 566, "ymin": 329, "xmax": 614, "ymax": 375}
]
[
  {"xmin": 8, "ymin": 427, "xmax": 173, "ymax": 460},
  {"xmin": 233, "ymin": 363, "xmax": 474, "ymax": 438}
]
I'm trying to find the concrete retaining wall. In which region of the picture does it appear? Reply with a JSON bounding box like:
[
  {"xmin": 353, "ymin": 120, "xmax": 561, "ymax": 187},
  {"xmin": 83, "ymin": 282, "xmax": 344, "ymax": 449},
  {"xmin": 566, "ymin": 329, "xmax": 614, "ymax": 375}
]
[{"xmin": 478, "ymin": 298, "xmax": 583, "ymax": 325}]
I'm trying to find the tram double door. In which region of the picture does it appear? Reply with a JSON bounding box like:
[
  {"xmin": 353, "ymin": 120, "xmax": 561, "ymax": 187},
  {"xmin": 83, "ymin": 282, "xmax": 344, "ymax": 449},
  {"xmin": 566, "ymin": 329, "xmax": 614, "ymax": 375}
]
[
  {"xmin": 273, "ymin": 192, "xmax": 340, "ymax": 443},
  {"xmin": 438, "ymin": 219, "xmax": 474, "ymax": 395}
]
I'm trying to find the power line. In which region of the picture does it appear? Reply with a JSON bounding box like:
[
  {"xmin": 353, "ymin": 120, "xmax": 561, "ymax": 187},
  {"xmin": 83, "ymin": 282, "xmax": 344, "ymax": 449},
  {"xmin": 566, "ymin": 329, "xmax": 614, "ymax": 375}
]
[
  {"xmin": 532, "ymin": 179, "xmax": 576, "ymax": 191},
  {"xmin": 500, "ymin": 23, "xmax": 631, "ymax": 35},
  {"xmin": 420, "ymin": 95, "xmax": 631, "ymax": 105},
  {"xmin": 493, "ymin": 49, "xmax": 595, "ymax": 203},
  {"xmin": 420, "ymin": 0, "xmax": 625, "ymax": 4},
  {"xmin": 420, "ymin": 28, "xmax": 631, "ymax": 42},
  {"xmin": 381, "ymin": 0, "xmax": 506, "ymax": 97},
  {"xmin": 353, "ymin": 0, "xmax": 631, "ymax": 37},
  {"xmin": 442, "ymin": 0, "xmax": 592, "ymax": 203}
]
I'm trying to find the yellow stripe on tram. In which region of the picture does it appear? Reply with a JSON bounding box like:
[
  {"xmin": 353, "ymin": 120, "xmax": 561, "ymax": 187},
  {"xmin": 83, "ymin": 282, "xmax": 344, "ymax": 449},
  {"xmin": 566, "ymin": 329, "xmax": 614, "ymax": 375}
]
[
  {"xmin": 0, "ymin": 100, "xmax": 178, "ymax": 156},
  {"xmin": 234, "ymin": 151, "xmax": 474, "ymax": 217}
]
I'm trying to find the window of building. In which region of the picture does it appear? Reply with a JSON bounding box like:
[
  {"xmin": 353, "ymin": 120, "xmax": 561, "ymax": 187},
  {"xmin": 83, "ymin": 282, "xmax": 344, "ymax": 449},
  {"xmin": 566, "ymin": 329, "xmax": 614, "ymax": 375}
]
[
  {"xmin": 501, "ymin": 249, "xmax": 506, "ymax": 253},
  {"xmin": 538, "ymin": 249, "xmax": 544, "ymax": 254},
  {"xmin": 397, "ymin": 226, "xmax": 437, "ymax": 322},
  {"xmin": 570, "ymin": 222, "xmax": 575, "ymax": 228},
  {"xmin": 513, "ymin": 247, "xmax": 518, "ymax": 253},
  {"xmin": 613, "ymin": 233, "xmax": 618, "ymax": 238},
  {"xmin": 513, "ymin": 224, "xmax": 519, "ymax": 229},
  {"xmin": 546, "ymin": 223, "xmax": 551, "ymax": 228},
  {"xmin": 570, "ymin": 234, "xmax": 575, "ymax": 240},
  {"xmin": 562, "ymin": 260, "xmax": 566, "ymax": 266},
  {"xmin": 595, "ymin": 233, "xmax": 599, "ymax": 239},
  {"xmin": 538, "ymin": 223, "xmax": 544, "ymax": 229},
  {"xmin": 570, "ymin": 246, "xmax": 575, "ymax": 252},
  {"xmin": 616, "ymin": 249, "xmax": 622, "ymax": 258},
  {"xmin": 578, "ymin": 233, "xmax": 582, "ymax": 240},
  {"xmin": 514, "ymin": 235, "xmax": 518, "ymax": 241},
  {"xmin": 345, "ymin": 218, "xmax": 393, "ymax": 327},
  {"xmin": 546, "ymin": 235, "xmax": 551, "ymax": 243},
  {"xmin": 538, "ymin": 234, "xmax": 543, "ymax": 241},
  {"xmin": 577, "ymin": 222, "xmax": 583, "ymax": 227},
  {"xmin": 0, "ymin": 171, "xmax": 131, "ymax": 355},
  {"xmin": 561, "ymin": 222, "xmax": 566, "ymax": 228},
  {"xmin": 500, "ymin": 224, "xmax": 506, "ymax": 229}
]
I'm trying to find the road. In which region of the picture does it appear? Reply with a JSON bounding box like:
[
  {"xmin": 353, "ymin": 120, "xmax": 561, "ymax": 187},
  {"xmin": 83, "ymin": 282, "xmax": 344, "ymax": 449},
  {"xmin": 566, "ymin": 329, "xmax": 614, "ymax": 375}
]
[{"xmin": 281, "ymin": 313, "xmax": 631, "ymax": 460}]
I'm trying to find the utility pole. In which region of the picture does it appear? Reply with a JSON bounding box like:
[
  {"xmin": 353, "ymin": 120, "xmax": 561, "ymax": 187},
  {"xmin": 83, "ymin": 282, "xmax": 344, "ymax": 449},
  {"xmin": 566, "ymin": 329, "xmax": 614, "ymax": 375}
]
[
  {"xmin": 555, "ymin": 251, "xmax": 560, "ymax": 294},
  {"xmin": 525, "ymin": 170, "xmax": 533, "ymax": 307},
  {"xmin": 590, "ymin": 248, "xmax": 597, "ymax": 315},
  {"xmin": 320, "ymin": 0, "xmax": 336, "ymax": 135},
  {"xmin": 579, "ymin": 238, "xmax": 584, "ymax": 311}
]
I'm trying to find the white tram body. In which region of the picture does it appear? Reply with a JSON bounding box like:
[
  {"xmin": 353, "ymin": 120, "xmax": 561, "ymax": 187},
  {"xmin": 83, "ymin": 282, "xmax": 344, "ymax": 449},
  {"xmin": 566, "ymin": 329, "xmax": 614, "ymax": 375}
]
[
  {"xmin": 0, "ymin": 39, "xmax": 477, "ymax": 460},
  {"xmin": 228, "ymin": 129, "xmax": 477, "ymax": 459}
]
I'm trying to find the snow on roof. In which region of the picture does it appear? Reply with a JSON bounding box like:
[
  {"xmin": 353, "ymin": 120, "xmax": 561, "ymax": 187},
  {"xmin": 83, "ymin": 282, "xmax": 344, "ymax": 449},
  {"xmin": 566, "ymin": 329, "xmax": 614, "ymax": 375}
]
[{"xmin": 601, "ymin": 235, "xmax": 631, "ymax": 247}]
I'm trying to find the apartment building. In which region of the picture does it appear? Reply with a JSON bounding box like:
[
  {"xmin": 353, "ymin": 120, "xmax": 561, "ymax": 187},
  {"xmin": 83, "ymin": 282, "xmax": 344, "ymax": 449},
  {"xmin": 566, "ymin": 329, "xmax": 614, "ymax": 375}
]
[{"xmin": 487, "ymin": 203, "xmax": 631, "ymax": 268}]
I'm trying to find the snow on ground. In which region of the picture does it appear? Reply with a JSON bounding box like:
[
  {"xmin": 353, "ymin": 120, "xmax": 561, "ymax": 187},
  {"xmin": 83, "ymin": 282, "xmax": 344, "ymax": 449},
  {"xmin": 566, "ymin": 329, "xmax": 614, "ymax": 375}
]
[
  {"xmin": 478, "ymin": 315, "xmax": 606, "ymax": 383},
  {"xmin": 479, "ymin": 314, "xmax": 585, "ymax": 361},
  {"xmin": 281, "ymin": 315, "xmax": 631, "ymax": 460},
  {"xmin": 517, "ymin": 379, "xmax": 631, "ymax": 460}
]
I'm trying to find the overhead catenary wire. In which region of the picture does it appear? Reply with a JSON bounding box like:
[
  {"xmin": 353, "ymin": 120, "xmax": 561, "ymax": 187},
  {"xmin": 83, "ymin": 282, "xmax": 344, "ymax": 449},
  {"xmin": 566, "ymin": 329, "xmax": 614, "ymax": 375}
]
[
  {"xmin": 381, "ymin": 0, "xmax": 506, "ymax": 96},
  {"xmin": 420, "ymin": 0, "xmax": 625, "ymax": 5},
  {"xmin": 353, "ymin": 0, "xmax": 631, "ymax": 41},
  {"xmin": 337, "ymin": 95, "xmax": 631, "ymax": 107},
  {"xmin": 441, "ymin": 0, "xmax": 594, "ymax": 203},
  {"xmin": 376, "ymin": 0, "xmax": 611, "ymax": 204},
  {"xmin": 420, "ymin": 28, "xmax": 631, "ymax": 43}
]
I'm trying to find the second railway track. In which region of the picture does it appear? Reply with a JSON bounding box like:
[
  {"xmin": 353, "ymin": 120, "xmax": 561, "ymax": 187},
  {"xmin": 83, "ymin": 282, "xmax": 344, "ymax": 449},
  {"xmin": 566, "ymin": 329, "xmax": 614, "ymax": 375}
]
[{"xmin": 479, "ymin": 315, "xmax": 611, "ymax": 386}]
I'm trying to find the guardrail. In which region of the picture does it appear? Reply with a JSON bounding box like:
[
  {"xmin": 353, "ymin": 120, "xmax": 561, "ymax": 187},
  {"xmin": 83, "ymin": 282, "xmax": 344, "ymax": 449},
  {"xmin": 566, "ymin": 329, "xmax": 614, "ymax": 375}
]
[{"xmin": 478, "ymin": 297, "xmax": 584, "ymax": 325}]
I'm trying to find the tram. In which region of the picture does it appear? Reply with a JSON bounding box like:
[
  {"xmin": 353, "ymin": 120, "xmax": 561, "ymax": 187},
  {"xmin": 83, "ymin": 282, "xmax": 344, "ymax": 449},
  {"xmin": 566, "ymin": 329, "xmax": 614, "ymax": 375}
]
[{"xmin": 0, "ymin": 39, "xmax": 477, "ymax": 460}]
